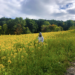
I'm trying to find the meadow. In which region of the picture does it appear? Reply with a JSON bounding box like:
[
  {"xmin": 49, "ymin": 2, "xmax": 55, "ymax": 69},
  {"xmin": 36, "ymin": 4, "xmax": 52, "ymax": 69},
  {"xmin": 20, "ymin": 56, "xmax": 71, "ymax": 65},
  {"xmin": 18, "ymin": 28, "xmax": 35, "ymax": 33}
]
[{"xmin": 0, "ymin": 29, "xmax": 75, "ymax": 75}]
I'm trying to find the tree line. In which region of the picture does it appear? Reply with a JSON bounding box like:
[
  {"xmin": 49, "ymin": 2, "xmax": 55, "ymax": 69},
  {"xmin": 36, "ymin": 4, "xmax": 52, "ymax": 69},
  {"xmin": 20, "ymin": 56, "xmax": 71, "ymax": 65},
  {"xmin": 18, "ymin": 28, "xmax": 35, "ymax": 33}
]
[{"xmin": 0, "ymin": 17, "xmax": 75, "ymax": 35}]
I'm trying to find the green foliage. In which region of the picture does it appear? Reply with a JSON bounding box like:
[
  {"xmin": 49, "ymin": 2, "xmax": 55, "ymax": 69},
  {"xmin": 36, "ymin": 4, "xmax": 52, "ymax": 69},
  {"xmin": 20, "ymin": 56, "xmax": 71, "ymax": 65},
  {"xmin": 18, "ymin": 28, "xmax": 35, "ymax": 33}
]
[
  {"xmin": 26, "ymin": 18, "xmax": 38, "ymax": 33},
  {"xmin": 0, "ymin": 25, "xmax": 2, "ymax": 30},
  {"xmin": 55, "ymin": 27, "xmax": 61, "ymax": 31},
  {"xmin": 41, "ymin": 25, "xmax": 47, "ymax": 32},
  {"xmin": 43, "ymin": 21, "xmax": 51, "ymax": 25},
  {"xmin": 14, "ymin": 24, "xmax": 23, "ymax": 35},
  {"xmin": 0, "ymin": 17, "xmax": 75, "ymax": 35},
  {"xmin": 41, "ymin": 24, "xmax": 61, "ymax": 32},
  {"xmin": 3, "ymin": 24, "xmax": 8, "ymax": 34},
  {"xmin": 48, "ymin": 24, "xmax": 57, "ymax": 31},
  {"xmin": 64, "ymin": 20, "xmax": 74, "ymax": 30},
  {"xmin": 69, "ymin": 26, "xmax": 75, "ymax": 30},
  {"xmin": 59, "ymin": 26, "xmax": 63, "ymax": 31},
  {"xmin": 25, "ymin": 27, "xmax": 31, "ymax": 34},
  {"xmin": 0, "ymin": 25, "xmax": 2, "ymax": 34},
  {"xmin": 66, "ymin": 20, "xmax": 74, "ymax": 27}
]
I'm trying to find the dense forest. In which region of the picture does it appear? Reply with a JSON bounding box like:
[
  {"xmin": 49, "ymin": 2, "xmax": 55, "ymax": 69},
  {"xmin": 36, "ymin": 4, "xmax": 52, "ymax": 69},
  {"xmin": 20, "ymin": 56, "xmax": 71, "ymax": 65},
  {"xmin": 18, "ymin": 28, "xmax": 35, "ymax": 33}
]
[{"xmin": 0, "ymin": 17, "xmax": 75, "ymax": 35}]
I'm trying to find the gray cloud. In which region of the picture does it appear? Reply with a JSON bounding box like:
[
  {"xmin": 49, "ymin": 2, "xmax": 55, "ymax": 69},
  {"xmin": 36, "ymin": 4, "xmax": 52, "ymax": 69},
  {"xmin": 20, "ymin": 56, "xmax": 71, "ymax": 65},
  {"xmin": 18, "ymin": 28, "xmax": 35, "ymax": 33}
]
[
  {"xmin": 20, "ymin": 0, "xmax": 75, "ymax": 19},
  {"xmin": 52, "ymin": 11, "xmax": 66, "ymax": 16},
  {"xmin": 67, "ymin": 8, "xmax": 75, "ymax": 14},
  {"xmin": 21, "ymin": 0, "xmax": 49, "ymax": 16}
]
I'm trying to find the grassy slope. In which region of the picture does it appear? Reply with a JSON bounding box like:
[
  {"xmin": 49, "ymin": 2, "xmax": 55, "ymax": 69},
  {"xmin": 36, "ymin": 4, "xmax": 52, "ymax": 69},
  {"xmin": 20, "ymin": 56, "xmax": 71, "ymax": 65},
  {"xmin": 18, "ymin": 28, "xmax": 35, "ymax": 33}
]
[{"xmin": 0, "ymin": 29, "xmax": 75, "ymax": 75}]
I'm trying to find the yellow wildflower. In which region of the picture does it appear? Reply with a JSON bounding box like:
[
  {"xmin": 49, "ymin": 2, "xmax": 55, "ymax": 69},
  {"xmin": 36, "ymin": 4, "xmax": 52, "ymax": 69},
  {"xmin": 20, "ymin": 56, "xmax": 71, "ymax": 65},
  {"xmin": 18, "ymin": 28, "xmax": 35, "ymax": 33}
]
[
  {"xmin": 8, "ymin": 59, "xmax": 11, "ymax": 64},
  {"xmin": 38, "ymin": 47, "xmax": 40, "ymax": 49},
  {"xmin": 11, "ymin": 53, "xmax": 13, "ymax": 56},
  {"xmin": 1, "ymin": 56, "xmax": 6, "ymax": 60},
  {"xmin": 14, "ymin": 53, "xmax": 17, "ymax": 56},
  {"xmin": 0, "ymin": 64, "xmax": 5, "ymax": 69},
  {"xmin": 2, "ymin": 68, "xmax": 5, "ymax": 71}
]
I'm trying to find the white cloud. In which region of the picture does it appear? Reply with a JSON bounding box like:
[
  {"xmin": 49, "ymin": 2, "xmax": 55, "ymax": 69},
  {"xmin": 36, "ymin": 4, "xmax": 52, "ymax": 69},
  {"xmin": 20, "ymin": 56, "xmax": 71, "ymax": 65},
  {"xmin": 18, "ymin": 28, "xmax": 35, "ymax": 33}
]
[
  {"xmin": 0, "ymin": 0, "xmax": 21, "ymax": 18},
  {"xmin": 0, "ymin": 0, "xmax": 75, "ymax": 21}
]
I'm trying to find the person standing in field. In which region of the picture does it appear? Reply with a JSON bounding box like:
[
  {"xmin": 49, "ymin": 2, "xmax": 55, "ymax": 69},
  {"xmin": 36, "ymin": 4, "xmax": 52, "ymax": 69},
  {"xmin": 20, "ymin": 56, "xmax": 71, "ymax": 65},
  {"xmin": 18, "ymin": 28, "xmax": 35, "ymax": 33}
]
[{"xmin": 38, "ymin": 32, "xmax": 44, "ymax": 44}]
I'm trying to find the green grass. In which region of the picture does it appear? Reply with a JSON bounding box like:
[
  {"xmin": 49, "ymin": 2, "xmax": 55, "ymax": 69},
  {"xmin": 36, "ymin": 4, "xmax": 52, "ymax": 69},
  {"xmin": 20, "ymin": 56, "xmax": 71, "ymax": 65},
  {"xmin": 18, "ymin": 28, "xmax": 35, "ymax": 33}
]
[{"xmin": 0, "ymin": 30, "xmax": 75, "ymax": 75}]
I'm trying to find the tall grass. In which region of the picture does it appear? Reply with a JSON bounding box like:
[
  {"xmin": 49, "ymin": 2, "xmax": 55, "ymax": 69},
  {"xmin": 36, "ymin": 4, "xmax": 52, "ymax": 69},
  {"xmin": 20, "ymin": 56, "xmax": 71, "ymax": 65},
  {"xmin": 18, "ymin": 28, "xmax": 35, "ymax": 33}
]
[{"xmin": 0, "ymin": 30, "xmax": 75, "ymax": 75}]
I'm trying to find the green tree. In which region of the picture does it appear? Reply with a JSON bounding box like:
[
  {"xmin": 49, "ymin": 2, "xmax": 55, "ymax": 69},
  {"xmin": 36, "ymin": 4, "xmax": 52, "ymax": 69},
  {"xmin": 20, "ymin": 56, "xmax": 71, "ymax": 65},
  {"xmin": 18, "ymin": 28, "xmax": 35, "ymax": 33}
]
[
  {"xmin": 3, "ymin": 24, "xmax": 8, "ymax": 34},
  {"xmin": 43, "ymin": 21, "xmax": 50, "ymax": 25},
  {"xmin": 25, "ymin": 27, "xmax": 31, "ymax": 34},
  {"xmin": 66, "ymin": 20, "xmax": 74, "ymax": 29},
  {"xmin": 36, "ymin": 19, "xmax": 45, "ymax": 32},
  {"xmin": 41, "ymin": 24, "xmax": 59, "ymax": 32},
  {"xmin": 14, "ymin": 24, "xmax": 23, "ymax": 35},
  {"xmin": 7, "ymin": 19, "xmax": 15, "ymax": 34},
  {"xmin": 22, "ymin": 26, "xmax": 26, "ymax": 34},
  {"xmin": 59, "ymin": 26, "xmax": 63, "ymax": 31},
  {"xmin": 14, "ymin": 17, "xmax": 26, "ymax": 34},
  {"xmin": 26, "ymin": 18, "xmax": 38, "ymax": 33},
  {"xmin": 55, "ymin": 27, "xmax": 61, "ymax": 31},
  {"xmin": 0, "ymin": 25, "xmax": 2, "ymax": 34},
  {"xmin": 22, "ymin": 27, "xmax": 31, "ymax": 34},
  {"xmin": 48, "ymin": 24, "xmax": 57, "ymax": 31},
  {"xmin": 41, "ymin": 25, "xmax": 47, "ymax": 32},
  {"xmin": 69, "ymin": 26, "xmax": 75, "ymax": 30}
]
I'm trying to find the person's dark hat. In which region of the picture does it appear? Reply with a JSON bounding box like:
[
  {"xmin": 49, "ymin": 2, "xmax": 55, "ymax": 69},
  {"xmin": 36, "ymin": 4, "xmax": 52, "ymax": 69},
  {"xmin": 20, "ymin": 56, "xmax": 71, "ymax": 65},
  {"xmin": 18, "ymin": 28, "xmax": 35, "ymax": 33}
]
[
  {"xmin": 39, "ymin": 32, "xmax": 42, "ymax": 37},
  {"xmin": 39, "ymin": 32, "xmax": 42, "ymax": 35}
]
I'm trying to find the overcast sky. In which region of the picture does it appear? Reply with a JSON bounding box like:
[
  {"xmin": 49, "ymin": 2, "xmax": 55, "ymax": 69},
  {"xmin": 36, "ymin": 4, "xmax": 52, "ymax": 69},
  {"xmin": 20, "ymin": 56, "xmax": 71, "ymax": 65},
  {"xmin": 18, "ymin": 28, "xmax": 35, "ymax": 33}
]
[{"xmin": 0, "ymin": 0, "xmax": 75, "ymax": 21}]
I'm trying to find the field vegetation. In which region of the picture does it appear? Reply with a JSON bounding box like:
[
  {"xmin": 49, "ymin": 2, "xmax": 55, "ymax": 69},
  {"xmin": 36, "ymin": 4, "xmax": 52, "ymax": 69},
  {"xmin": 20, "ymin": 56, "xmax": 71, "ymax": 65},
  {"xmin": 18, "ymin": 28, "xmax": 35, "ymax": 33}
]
[{"xmin": 0, "ymin": 29, "xmax": 75, "ymax": 75}]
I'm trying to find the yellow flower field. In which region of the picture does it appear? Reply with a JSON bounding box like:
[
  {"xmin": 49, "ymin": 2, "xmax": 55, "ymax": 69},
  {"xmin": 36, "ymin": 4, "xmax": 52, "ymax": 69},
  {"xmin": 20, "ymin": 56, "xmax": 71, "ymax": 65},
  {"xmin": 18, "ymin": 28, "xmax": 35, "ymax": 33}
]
[
  {"xmin": 0, "ymin": 30, "xmax": 75, "ymax": 75},
  {"xmin": 0, "ymin": 30, "xmax": 70, "ymax": 51}
]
